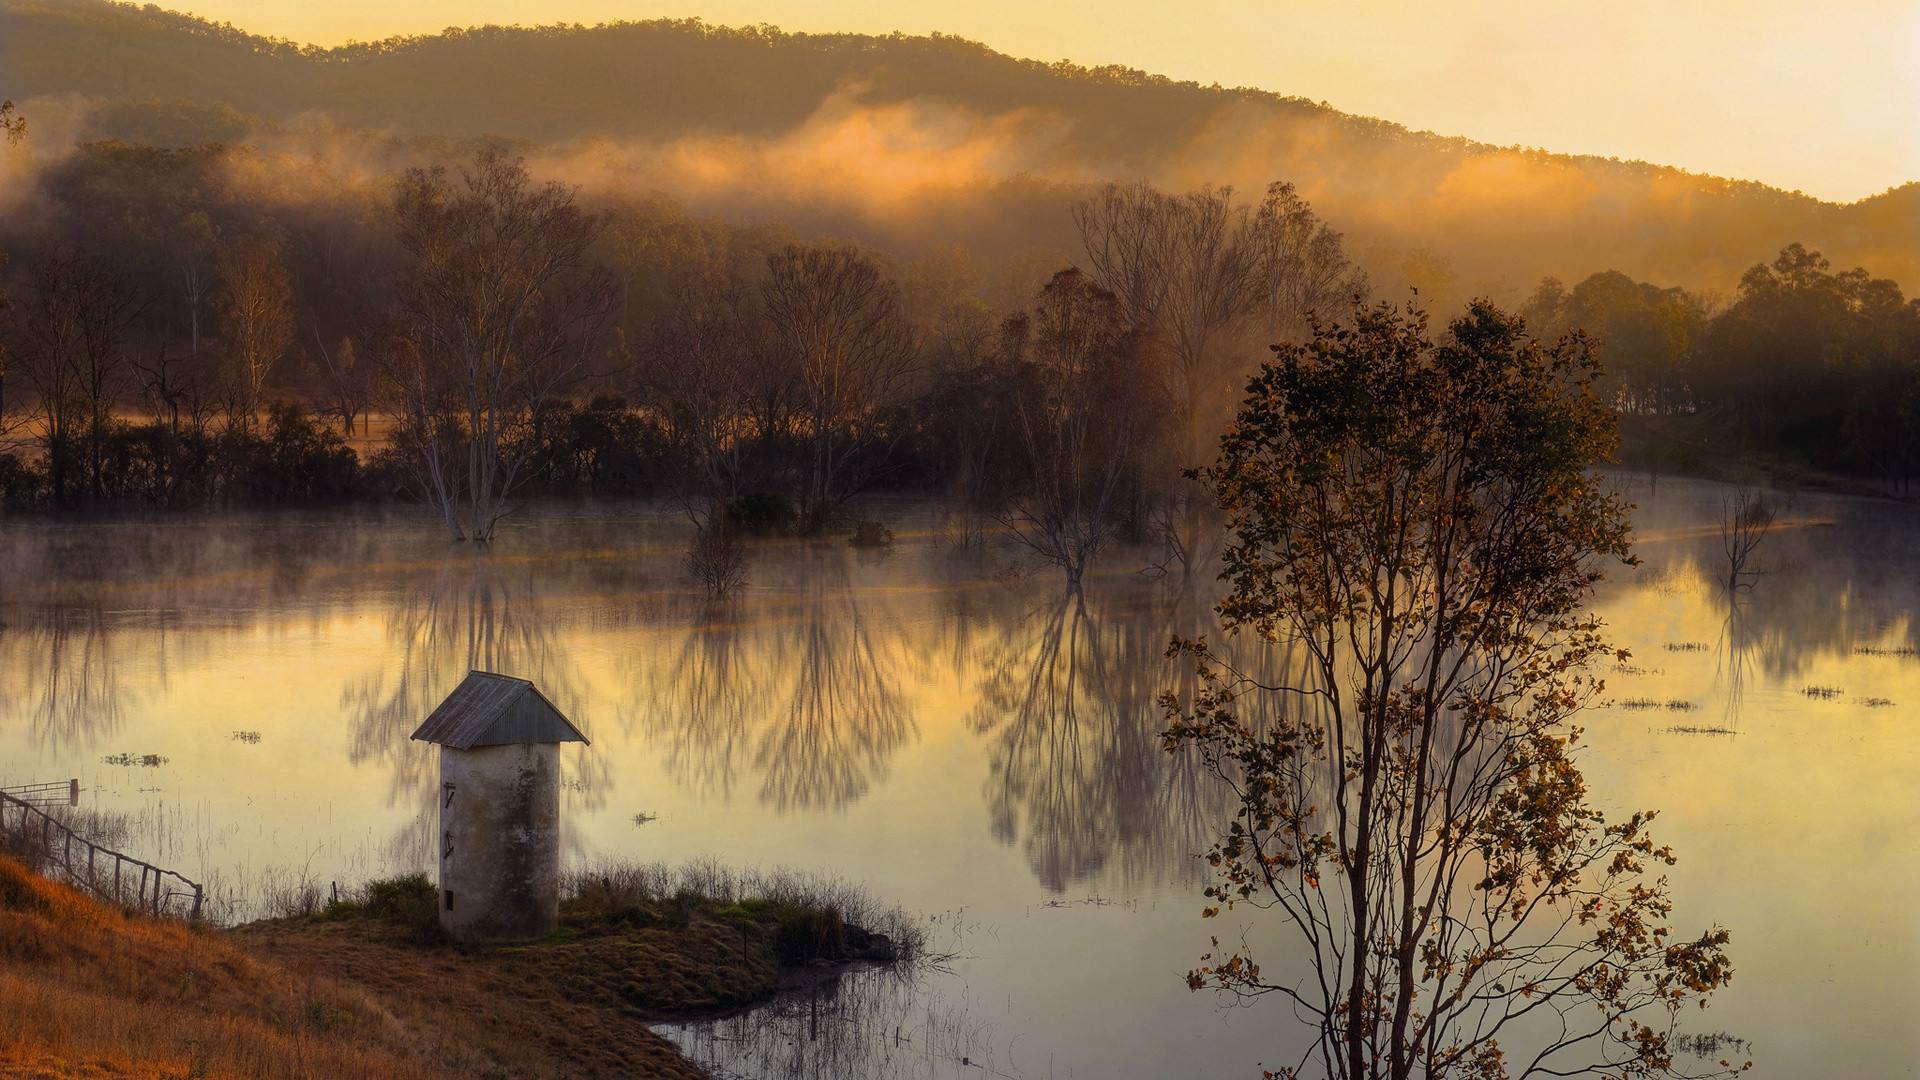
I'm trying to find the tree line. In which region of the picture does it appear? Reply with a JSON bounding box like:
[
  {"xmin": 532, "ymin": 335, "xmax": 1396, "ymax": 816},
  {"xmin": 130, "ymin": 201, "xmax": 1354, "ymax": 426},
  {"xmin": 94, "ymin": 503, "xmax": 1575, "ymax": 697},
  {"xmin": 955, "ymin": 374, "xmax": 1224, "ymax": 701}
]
[
  {"xmin": 0, "ymin": 140, "xmax": 1361, "ymax": 567},
  {"xmin": 1524, "ymin": 245, "xmax": 1920, "ymax": 488},
  {"xmin": 2, "ymin": 135, "xmax": 1916, "ymax": 559}
]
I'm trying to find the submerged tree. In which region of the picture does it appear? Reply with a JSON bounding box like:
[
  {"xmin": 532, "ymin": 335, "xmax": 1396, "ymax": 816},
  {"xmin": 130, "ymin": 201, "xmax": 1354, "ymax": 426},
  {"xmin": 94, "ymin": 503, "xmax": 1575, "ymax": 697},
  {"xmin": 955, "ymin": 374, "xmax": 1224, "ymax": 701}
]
[
  {"xmin": 1717, "ymin": 489, "xmax": 1776, "ymax": 593},
  {"xmin": 762, "ymin": 243, "xmax": 917, "ymax": 533},
  {"xmin": 1164, "ymin": 298, "xmax": 1741, "ymax": 1079},
  {"xmin": 1074, "ymin": 179, "xmax": 1361, "ymax": 573},
  {"xmin": 1000, "ymin": 268, "xmax": 1157, "ymax": 586},
  {"xmin": 640, "ymin": 253, "xmax": 770, "ymax": 518},
  {"xmin": 388, "ymin": 147, "xmax": 614, "ymax": 541}
]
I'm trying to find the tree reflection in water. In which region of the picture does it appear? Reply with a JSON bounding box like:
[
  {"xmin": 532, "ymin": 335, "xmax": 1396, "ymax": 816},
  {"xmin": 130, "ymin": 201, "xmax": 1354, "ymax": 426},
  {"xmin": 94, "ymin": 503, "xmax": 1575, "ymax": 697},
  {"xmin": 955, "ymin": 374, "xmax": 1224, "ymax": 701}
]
[
  {"xmin": 1, "ymin": 605, "xmax": 132, "ymax": 753},
  {"xmin": 967, "ymin": 575, "xmax": 1231, "ymax": 893},
  {"xmin": 342, "ymin": 552, "xmax": 608, "ymax": 865},
  {"xmin": 0, "ymin": 604, "xmax": 213, "ymax": 756},
  {"xmin": 632, "ymin": 543, "xmax": 916, "ymax": 812},
  {"xmin": 1715, "ymin": 572, "xmax": 1756, "ymax": 729}
]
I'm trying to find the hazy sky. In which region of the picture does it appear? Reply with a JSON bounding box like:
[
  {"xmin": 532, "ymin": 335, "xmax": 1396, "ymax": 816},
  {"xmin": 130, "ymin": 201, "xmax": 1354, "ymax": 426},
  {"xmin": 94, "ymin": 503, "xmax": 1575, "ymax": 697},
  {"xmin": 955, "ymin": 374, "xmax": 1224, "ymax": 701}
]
[{"xmin": 174, "ymin": 0, "xmax": 1919, "ymax": 203}]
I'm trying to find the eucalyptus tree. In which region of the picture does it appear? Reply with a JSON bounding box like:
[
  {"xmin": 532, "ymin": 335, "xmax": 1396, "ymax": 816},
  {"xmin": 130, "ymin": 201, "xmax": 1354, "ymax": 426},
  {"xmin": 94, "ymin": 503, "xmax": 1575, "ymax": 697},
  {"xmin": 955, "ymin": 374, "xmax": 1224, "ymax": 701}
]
[
  {"xmin": 640, "ymin": 255, "xmax": 766, "ymax": 520},
  {"xmin": 999, "ymin": 268, "xmax": 1156, "ymax": 587},
  {"xmin": 12, "ymin": 253, "xmax": 143, "ymax": 504},
  {"xmin": 388, "ymin": 147, "xmax": 615, "ymax": 541},
  {"xmin": 762, "ymin": 243, "xmax": 916, "ymax": 533},
  {"xmin": 1073, "ymin": 179, "xmax": 1360, "ymax": 573},
  {"xmin": 214, "ymin": 233, "xmax": 293, "ymax": 431},
  {"xmin": 1165, "ymin": 298, "xmax": 1741, "ymax": 1079}
]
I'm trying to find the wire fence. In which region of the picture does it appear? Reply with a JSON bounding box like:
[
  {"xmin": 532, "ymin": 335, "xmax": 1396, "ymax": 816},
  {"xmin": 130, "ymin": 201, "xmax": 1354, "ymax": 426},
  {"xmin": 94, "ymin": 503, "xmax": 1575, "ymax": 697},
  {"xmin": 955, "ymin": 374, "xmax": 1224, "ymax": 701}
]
[
  {"xmin": 0, "ymin": 787, "xmax": 204, "ymax": 920},
  {"xmin": 0, "ymin": 779, "xmax": 79, "ymax": 807}
]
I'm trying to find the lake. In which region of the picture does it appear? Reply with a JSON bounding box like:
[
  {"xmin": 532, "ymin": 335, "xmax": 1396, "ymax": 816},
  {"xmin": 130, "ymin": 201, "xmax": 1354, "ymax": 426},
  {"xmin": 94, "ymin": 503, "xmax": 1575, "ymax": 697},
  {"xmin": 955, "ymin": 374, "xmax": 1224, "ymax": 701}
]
[{"xmin": 1, "ymin": 474, "xmax": 1914, "ymax": 1077}]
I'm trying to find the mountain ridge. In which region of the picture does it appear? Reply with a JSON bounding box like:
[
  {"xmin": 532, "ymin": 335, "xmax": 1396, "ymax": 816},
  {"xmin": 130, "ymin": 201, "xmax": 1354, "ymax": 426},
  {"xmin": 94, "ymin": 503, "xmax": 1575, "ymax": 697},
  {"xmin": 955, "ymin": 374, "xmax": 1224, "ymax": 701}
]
[{"xmin": 2, "ymin": 0, "xmax": 1916, "ymax": 296}]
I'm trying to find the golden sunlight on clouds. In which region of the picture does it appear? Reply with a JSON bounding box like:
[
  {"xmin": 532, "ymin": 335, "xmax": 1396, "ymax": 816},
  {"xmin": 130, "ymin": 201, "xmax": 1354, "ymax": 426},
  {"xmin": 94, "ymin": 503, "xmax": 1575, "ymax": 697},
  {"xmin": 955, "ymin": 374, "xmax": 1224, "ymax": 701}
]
[{"xmin": 165, "ymin": 0, "xmax": 1920, "ymax": 202}]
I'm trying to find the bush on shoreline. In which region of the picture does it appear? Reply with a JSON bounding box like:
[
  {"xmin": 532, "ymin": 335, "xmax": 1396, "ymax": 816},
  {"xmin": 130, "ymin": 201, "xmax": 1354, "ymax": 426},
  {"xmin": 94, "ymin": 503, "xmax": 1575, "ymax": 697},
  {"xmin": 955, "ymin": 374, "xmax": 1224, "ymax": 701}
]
[{"xmin": 279, "ymin": 859, "xmax": 924, "ymax": 967}]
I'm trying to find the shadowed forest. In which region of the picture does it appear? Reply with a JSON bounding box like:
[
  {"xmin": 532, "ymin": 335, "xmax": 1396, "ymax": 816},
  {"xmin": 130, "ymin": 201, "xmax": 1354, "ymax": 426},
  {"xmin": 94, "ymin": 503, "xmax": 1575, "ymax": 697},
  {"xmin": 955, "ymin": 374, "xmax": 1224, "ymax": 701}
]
[{"xmin": 0, "ymin": 0, "xmax": 1918, "ymax": 536}]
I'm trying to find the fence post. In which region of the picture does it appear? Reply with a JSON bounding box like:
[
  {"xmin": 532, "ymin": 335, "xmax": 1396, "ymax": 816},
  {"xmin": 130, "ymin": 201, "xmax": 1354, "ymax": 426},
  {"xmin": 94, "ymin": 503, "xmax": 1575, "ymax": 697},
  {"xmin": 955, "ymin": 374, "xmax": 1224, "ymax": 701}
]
[
  {"xmin": 2, "ymin": 790, "xmax": 202, "ymax": 922},
  {"xmin": 68, "ymin": 778, "xmax": 78, "ymax": 807}
]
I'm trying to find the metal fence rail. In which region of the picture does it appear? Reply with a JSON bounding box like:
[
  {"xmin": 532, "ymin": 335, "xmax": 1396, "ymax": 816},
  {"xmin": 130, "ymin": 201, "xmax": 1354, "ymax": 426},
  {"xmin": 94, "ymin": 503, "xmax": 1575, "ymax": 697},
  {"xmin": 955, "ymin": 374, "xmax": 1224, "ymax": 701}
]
[
  {"xmin": 0, "ymin": 789, "xmax": 204, "ymax": 920},
  {"xmin": 0, "ymin": 779, "xmax": 79, "ymax": 807}
]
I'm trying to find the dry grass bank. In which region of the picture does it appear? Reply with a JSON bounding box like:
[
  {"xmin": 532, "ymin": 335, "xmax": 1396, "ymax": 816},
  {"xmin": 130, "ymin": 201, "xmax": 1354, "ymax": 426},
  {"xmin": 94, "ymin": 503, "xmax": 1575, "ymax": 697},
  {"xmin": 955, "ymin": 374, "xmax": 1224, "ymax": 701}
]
[
  {"xmin": 233, "ymin": 865, "xmax": 911, "ymax": 1073},
  {"xmin": 0, "ymin": 855, "xmax": 915, "ymax": 1079},
  {"xmin": 0, "ymin": 854, "xmax": 493, "ymax": 1079}
]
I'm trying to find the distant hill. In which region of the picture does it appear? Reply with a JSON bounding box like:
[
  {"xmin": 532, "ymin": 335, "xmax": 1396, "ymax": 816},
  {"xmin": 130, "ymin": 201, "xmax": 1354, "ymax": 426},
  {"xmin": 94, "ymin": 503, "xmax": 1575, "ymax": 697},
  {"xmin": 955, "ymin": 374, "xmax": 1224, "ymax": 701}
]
[{"xmin": 2, "ymin": 0, "xmax": 1916, "ymax": 298}]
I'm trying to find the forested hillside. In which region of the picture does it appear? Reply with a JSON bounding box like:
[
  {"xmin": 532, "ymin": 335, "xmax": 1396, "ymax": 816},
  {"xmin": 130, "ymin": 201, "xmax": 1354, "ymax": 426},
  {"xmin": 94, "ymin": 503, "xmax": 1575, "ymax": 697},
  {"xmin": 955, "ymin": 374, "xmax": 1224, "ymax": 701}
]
[
  {"xmin": 0, "ymin": 0, "xmax": 1916, "ymax": 526},
  {"xmin": 2, "ymin": 0, "xmax": 1916, "ymax": 299}
]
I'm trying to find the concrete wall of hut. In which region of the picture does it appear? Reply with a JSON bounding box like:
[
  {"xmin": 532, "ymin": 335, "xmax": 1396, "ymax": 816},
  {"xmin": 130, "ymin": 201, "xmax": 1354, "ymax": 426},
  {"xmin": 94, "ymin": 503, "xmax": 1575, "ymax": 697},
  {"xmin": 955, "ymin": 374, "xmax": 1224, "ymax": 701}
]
[{"xmin": 437, "ymin": 742, "xmax": 561, "ymax": 942}]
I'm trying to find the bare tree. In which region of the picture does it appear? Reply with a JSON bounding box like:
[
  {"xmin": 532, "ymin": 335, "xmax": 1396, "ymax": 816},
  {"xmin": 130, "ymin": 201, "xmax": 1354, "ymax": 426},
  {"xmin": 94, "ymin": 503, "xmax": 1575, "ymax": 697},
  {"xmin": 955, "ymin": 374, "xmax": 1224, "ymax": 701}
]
[
  {"xmin": 215, "ymin": 234, "xmax": 294, "ymax": 432},
  {"xmin": 924, "ymin": 301, "xmax": 1010, "ymax": 548},
  {"xmin": 1249, "ymin": 180, "xmax": 1364, "ymax": 342},
  {"xmin": 1000, "ymin": 269, "xmax": 1156, "ymax": 587},
  {"xmin": 131, "ymin": 346, "xmax": 182, "ymax": 436},
  {"xmin": 12, "ymin": 253, "xmax": 143, "ymax": 503},
  {"xmin": 312, "ymin": 330, "xmax": 369, "ymax": 436},
  {"xmin": 762, "ymin": 243, "xmax": 917, "ymax": 533},
  {"xmin": 180, "ymin": 263, "xmax": 206, "ymax": 366},
  {"xmin": 0, "ymin": 252, "xmax": 16, "ymax": 451},
  {"xmin": 1074, "ymin": 183, "xmax": 1259, "ymax": 469},
  {"xmin": 1156, "ymin": 186, "xmax": 1263, "ymax": 464},
  {"xmin": 380, "ymin": 330, "xmax": 464, "ymax": 535},
  {"xmin": 1074, "ymin": 180, "xmax": 1359, "ymax": 573},
  {"xmin": 1718, "ymin": 488, "xmax": 1777, "ymax": 592},
  {"xmin": 641, "ymin": 258, "xmax": 766, "ymax": 522},
  {"xmin": 387, "ymin": 147, "xmax": 615, "ymax": 541},
  {"xmin": 0, "ymin": 100, "xmax": 23, "ymax": 146},
  {"xmin": 1072, "ymin": 181, "xmax": 1175, "ymax": 330},
  {"xmin": 685, "ymin": 520, "xmax": 750, "ymax": 599},
  {"xmin": 639, "ymin": 256, "xmax": 770, "ymax": 597}
]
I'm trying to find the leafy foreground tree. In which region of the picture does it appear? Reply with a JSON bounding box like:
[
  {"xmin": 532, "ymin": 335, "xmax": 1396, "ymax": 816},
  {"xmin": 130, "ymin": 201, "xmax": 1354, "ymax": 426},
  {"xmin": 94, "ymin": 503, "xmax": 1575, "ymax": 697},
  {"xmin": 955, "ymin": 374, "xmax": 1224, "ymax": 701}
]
[{"xmin": 1164, "ymin": 298, "xmax": 1743, "ymax": 1079}]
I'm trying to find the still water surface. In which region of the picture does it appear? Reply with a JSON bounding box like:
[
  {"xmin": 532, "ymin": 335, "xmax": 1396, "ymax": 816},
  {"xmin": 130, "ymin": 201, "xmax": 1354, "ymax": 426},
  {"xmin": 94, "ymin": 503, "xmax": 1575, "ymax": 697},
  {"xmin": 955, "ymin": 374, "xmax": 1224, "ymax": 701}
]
[{"xmin": 1, "ymin": 476, "xmax": 1915, "ymax": 1077}]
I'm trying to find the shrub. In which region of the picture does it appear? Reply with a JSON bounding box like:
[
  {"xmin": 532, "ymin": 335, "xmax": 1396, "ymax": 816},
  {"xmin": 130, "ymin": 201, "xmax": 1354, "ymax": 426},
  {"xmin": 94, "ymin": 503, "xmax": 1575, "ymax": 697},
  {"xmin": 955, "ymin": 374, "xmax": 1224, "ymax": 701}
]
[
  {"xmin": 686, "ymin": 522, "xmax": 749, "ymax": 598},
  {"xmin": 848, "ymin": 519, "xmax": 894, "ymax": 548},
  {"xmin": 770, "ymin": 902, "xmax": 847, "ymax": 964},
  {"xmin": 323, "ymin": 872, "xmax": 442, "ymax": 941},
  {"xmin": 723, "ymin": 492, "xmax": 797, "ymax": 536},
  {"xmin": 0, "ymin": 452, "xmax": 45, "ymax": 508},
  {"xmin": 559, "ymin": 860, "xmax": 924, "ymax": 962}
]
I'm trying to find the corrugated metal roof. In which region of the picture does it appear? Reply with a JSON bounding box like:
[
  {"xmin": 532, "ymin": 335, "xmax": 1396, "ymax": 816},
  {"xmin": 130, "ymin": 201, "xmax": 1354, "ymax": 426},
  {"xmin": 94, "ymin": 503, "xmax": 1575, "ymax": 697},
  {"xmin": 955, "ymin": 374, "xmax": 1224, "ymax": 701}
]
[{"xmin": 409, "ymin": 671, "xmax": 589, "ymax": 749}]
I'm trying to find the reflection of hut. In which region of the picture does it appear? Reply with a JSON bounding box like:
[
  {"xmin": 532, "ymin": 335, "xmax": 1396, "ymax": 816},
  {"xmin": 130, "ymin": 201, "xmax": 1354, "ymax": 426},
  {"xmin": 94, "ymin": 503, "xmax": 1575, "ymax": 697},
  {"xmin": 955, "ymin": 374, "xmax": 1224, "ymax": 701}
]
[{"xmin": 409, "ymin": 671, "xmax": 588, "ymax": 942}]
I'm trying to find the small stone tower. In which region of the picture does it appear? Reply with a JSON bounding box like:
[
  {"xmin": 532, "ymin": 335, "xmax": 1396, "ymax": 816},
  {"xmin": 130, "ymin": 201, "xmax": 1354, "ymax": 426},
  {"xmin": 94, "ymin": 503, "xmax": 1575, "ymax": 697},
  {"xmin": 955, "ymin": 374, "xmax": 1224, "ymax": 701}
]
[{"xmin": 409, "ymin": 671, "xmax": 588, "ymax": 942}]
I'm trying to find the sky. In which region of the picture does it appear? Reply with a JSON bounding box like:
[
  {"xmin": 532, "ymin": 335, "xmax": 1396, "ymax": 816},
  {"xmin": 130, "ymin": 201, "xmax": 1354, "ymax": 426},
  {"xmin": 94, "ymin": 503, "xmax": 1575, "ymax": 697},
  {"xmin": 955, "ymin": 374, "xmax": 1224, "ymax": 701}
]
[{"xmin": 169, "ymin": 0, "xmax": 1919, "ymax": 203}]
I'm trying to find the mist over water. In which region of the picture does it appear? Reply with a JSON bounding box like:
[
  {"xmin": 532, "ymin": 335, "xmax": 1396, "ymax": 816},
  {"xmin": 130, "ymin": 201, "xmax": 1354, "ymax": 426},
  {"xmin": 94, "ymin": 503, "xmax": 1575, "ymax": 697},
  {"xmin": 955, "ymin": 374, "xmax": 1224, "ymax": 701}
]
[{"xmin": 1, "ymin": 476, "xmax": 1915, "ymax": 1076}]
